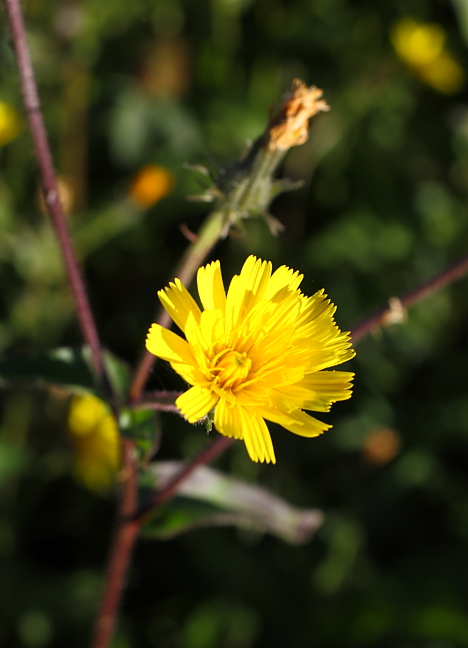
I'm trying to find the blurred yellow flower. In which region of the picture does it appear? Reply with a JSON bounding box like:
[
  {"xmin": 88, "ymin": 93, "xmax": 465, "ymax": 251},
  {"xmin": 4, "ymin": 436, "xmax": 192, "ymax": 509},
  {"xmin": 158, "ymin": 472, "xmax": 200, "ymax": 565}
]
[
  {"xmin": 67, "ymin": 394, "xmax": 120, "ymax": 493},
  {"xmin": 146, "ymin": 256, "xmax": 355, "ymax": 464},
  {"xmin": 391, "ymin": 18, "xmax": 464, "ymax": 94},
  {"xmin": 0, "ymin": 101, "xmax": 21, "ymax": 146},
  {"xmin": 129, "ymin": 164, "xmax": 174, "ymax": 208}
]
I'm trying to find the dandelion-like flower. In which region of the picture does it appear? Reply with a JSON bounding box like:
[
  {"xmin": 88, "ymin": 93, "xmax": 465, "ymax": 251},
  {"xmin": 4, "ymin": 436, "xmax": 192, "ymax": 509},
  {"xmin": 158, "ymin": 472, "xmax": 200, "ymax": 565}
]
[{"xmin": 146, "ymin": 256, "xmax": 355, "ymax": 463}]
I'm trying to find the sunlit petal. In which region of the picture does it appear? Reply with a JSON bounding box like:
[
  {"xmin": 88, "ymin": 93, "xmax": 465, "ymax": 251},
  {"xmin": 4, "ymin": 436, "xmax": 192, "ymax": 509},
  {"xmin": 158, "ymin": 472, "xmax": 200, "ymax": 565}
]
[
  {"xmin": 146, "ymin": 323, "xmax": 195, "ymax": 365},
  {"xmin": 176, "ymin": 386, "xmax": 218, "ymax": 423},
  {"xmin": 197, "ymin": 260, "xmax": 227, "ymax": 312},
  {"xmin": 158, "ymin": 279, "xmax": 201, "ymax": 333}
]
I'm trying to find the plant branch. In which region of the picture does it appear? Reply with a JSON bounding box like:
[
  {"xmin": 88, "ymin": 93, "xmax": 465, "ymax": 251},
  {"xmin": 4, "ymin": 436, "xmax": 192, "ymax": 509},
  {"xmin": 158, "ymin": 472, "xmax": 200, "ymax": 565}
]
[
  {"xmin": 351, "ymin": 253, "xmax": 468, "ymax": 344},
  {"xmin": 89, "ymin": 439, "xmax": 140, "ymax": 648},
  {"xmin": 3, "ymin": 0, "xmax": 107, "ymax": 384},
  {"xmin": 135, "ymin": 434, "xmax": 234, "ymax": 523},
  {"xmin": 89, "ymin": 434, "xmax": 233, "ymax": 648}
]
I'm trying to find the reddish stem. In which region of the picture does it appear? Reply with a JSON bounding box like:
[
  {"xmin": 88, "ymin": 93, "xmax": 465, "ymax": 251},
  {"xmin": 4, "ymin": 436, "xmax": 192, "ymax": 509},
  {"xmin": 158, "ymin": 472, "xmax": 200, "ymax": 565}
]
[
  {"xmin": 351, "ymin": 253, "xmax": 468, "ymax": 344},
  {"xmin": 89, "ymin": 435, "xmax": 232, "ymax": 648},
  {"xmin": 136, "ymin": 435, "xmax": 234, "ymax": 523},
  {"xmin": 90, "ymin": 440, "xmax": 140, "ymax": 648},
  {"xmin": 3, "ymin": 0, "xmax": 106, "ymax": 381}
]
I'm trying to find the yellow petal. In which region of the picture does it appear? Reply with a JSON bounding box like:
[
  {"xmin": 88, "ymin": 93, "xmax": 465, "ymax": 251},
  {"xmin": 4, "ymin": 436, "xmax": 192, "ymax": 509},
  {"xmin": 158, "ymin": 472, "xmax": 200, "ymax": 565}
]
[
  {"xmin": 146, "ymin": 323, "xmax": 194, "ymax": 365},
  {"xmin": 176, "ymin": 386, "xmax": 218, "ymax": 423},
  {"xmin": 199, "ymin": 309, "xmax": 226, "ymax": 347},
  {"xmin": 171, "ymin": 362, "xmax": 207, "ymax": 387},
  {"xmin": 214, "ymin": 399, "xmax": 244, "ymax": 439},
  {"xmin": 225, "ymin": 256, "xmax": 272, "ymax": 329},
  {"xmin": 197, "ymin": 260, "xmax": 227, "ymax": 312},
  {"xmin": 214, "ymin": 400, "xmax": 275, "ymax": 463},
  {"xmin": 279, "ymin": 371, "xmax": 355, "ymax": 411},
  {"xmin": 260, "ymin": 402, "xmax": 331, "ymax": 437},
  {"xmin": 158, "ymin": 279, "xmax": 201, "ymax": 333},
  {"xmin": 244, "ymin": 412, "xmax": 276, "ymax": 464},
  {"xmin": 265, "ymin": 264, "xmax": 303, "ymax": 301}
]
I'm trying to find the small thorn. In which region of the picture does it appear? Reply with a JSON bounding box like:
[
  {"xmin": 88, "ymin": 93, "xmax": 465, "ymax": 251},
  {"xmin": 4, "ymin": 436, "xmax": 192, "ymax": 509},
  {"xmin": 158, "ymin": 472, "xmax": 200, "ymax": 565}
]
[{"xmin": 180, "ymin": 223, "xmax": 198, "ymax": 242}]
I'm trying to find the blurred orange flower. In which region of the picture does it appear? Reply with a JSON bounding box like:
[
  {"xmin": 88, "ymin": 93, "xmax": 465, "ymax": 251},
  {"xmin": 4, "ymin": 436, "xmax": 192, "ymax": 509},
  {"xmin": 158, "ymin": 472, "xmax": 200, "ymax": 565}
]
[
  {"xmin": 362, "ymin": 427, "xmax": 401, "ymax": 465},
  {"xmin": 129, "ymin": 164, "xmax": 175, "ymax": 208}
]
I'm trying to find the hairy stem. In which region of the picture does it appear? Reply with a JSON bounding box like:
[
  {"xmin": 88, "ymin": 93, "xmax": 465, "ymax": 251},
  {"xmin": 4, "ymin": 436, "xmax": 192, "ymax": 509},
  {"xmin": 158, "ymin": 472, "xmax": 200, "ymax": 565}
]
[
  {"xmin": 351, "ymin": 252, "xmax": 468, "ymax": 344},
  {"xmin": 89, "ymin": 440, "xmax": 139, "ymax": 648},
  {"xmin": 136, "ymin": 435, "xmax": 234, "ymax": 523},
  {"xmin": 3, "ymin": 0, "xmax": 106, "ymax": 383}
]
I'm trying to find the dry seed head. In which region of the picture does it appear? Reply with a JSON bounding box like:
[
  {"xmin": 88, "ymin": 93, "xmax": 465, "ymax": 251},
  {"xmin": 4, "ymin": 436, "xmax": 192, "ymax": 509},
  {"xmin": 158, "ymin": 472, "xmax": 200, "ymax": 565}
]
[{"xmin": 267, "ymin": 79, "xmax": 330, "ymax": 152}]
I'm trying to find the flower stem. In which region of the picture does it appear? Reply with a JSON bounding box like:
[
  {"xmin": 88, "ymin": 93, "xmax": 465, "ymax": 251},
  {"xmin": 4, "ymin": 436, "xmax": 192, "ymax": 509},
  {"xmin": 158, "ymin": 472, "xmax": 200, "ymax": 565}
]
[
  {"xmin": 135, "ymin": 434, "xmax": 233, "ymax": 523},
  {"xmin": 89, "ymin": 440, "xmax": 139, "ymax": 648},
  {"xmin": 129, "ymin": 210, "xmax": 225, "ymax": 402},
  {"xmin": 89, "ymin": 435, "xmax": 232, "ymax": 648},
  {"xmin": 3, "ymin": 0, "xmax": 107, "ymax": 384},
  {"xmin": 351, "ymin": 252, "xmax": 468, "ymax": 344}
]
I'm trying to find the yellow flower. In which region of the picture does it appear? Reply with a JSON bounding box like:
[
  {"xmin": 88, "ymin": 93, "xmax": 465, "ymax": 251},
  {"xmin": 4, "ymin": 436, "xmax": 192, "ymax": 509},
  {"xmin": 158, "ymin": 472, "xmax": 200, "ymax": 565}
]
[
  {"xmin": 67, "ymin": 394, "xmax": 120, "ymax": 492},
  {"xmin": 129, "ymin": 164, "xmax": 174, "ymax": 208},
  {"xmin": 146, "ymin": 256, "xmax": 355, "ymax": 463},
  {"xmin": 391, "ymin": 18, "xmax": 464, "ymax": 94},
  {"xmin": 0, "ymin": 101, "xmax": 21, "ymax": 146}
]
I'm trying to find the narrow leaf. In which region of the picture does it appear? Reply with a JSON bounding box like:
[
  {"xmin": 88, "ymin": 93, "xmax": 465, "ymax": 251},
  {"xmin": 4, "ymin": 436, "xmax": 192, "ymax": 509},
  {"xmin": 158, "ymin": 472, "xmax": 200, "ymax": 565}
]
[{"xmin": 145, "ymin": 462, "xmax": 323, "ymax": 544}]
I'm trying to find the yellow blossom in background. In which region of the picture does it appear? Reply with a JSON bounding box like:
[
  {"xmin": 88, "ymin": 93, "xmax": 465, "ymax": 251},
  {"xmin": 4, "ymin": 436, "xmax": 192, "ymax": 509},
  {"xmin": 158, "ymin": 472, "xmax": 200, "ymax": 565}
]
[
  {"xmin": 67, "ymin": 394, "xmax": 120, "ymax": 493},
  {"xmin": 391, "ymin": 18, "xmax": 464, "ymax": 94},
  {"xmin": 146, "ymin": 256, "xmax": 355, "ymax": 463},
  {"xmin": 129, "ymin": 164, "xmax": 175, "ymax": 208},
  {"xmin": 0, "ymin": 101, "xmax": 21, "ymax": 146}
]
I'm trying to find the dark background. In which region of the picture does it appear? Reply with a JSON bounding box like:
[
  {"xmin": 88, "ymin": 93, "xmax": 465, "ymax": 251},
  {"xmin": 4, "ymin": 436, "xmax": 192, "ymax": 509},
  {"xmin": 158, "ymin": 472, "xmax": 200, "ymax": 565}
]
[{"xmin": 2, "ymin": 0, "xmax": 468, "ymax": 646}]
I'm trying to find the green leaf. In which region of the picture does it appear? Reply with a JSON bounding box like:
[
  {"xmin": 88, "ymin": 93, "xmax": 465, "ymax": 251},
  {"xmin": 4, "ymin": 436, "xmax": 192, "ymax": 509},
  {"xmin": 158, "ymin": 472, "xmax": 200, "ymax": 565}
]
[
  {"xmin": 142, "ymin": 462, "xmax": 324, "ymax": 544},
  {"xmin": 119, "ymin": 407, "xmax": 158, "ymax": 458},
  {"xmin": 0, "ymin": 346, "xmax": 131, "ymax": 401},
  {"xmin": 0, "ymin": 442, "xmax": 25, "ymax": 484},
  {"xmin": 0, "ymin": 347, "xmax": 95, "ymax": 392}
]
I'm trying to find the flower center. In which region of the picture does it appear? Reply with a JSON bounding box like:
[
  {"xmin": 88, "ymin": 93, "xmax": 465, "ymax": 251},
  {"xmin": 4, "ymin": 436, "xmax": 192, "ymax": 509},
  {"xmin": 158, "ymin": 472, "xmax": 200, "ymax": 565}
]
[{"xmin": 210, "ymin": 349, "xmax": 252, "ymax": 390}]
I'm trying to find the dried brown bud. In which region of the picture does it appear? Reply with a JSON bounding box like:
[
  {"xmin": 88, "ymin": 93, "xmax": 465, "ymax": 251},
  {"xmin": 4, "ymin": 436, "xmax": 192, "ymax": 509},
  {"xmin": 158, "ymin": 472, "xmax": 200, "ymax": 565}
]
[{"xmin": 267, "ymin": 79, "xmax": 330, "ymax": 152}]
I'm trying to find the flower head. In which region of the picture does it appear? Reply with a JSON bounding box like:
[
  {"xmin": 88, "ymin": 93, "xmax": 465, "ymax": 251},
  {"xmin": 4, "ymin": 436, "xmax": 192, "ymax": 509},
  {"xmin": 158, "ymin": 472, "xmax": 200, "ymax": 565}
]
[
  {"xmin": 146, "ymin": 256, "xmax": 355, "ymax": 463},
  {"xmin": 67, "ymin": 394, "xmax": 120, "ymax": 492}
]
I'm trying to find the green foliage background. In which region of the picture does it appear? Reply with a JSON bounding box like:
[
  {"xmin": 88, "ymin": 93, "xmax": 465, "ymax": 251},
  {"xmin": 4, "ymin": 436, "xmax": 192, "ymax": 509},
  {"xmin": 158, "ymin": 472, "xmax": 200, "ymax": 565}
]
[{"xmin": 2, "ymin": 0, "xmax": 468, "ymax": 646}]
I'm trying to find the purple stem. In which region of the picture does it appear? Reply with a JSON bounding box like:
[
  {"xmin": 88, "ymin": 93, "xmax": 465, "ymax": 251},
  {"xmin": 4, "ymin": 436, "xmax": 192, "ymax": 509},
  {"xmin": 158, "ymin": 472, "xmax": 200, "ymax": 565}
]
[
  {"xmin": 351, "ymin": 253, "xmax": 468, "ymax": 344},
  {"xmin": 3, "ymin": 0, "xmax": 106, "ymax": 381}
]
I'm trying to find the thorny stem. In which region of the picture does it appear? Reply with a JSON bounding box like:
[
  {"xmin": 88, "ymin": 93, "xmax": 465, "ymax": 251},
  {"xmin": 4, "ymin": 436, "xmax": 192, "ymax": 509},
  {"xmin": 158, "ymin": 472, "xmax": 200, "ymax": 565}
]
[
  {"xmin": 351, "ymin": 252, "xmax": 468, "ymax": 344},
  {"xmin": 2, "ymin": 0, "xmax": 107, "ymax": 385}
]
